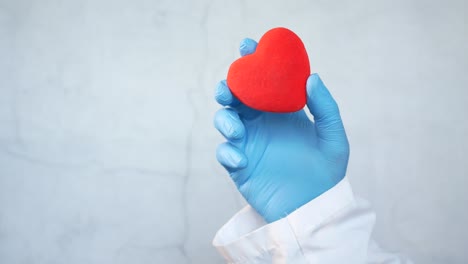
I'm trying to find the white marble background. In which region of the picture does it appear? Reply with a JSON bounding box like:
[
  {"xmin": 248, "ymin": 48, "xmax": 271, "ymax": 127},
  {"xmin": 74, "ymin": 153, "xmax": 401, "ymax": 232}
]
[{"xmin": 1, "ymin": 0, "xmax": 467, "ymax": 263}]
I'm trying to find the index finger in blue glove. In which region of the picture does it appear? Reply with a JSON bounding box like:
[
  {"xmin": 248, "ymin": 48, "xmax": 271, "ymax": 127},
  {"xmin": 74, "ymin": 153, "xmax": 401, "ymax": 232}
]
[
  {"xmin": 239, "ymin": 38, "xmax": 257, "ymax": 56},
  {"xmin": 214, "ymin": 38, "xmax": 261, "ymax": 119},
  {"xmin": 214, "ymin": 37, "xmax": 257, "ymax": 107}
]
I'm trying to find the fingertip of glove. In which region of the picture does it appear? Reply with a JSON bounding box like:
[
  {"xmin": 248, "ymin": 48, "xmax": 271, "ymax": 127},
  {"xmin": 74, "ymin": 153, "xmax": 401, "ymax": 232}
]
[
  {"xmin": 306, "ymin": 73, "xmax": 319, "ymax": 90},
  {"xmin": 216, "ymin": 143, "xmax": 248, "ymax": 170},
  {"xmin": 234, "ymin": 153, "xmax": 248, "ymax": 169},
  {"xmin": 240, "ymin": 38, "xmax": 257, "ymax": 56},
  {"xmin": 306, "ymin": 73, "xmax": 325, "ymax": 101},
  {"xmin": 215, "ymin": 80, "xmax": 232, "ymax": 105}
]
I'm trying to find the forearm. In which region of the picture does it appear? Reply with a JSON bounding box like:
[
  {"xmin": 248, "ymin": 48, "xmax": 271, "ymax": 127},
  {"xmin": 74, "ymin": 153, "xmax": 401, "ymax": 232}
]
[{"xmin": 213, "ymin": 177, "xmax": 412, "ymax": 263}]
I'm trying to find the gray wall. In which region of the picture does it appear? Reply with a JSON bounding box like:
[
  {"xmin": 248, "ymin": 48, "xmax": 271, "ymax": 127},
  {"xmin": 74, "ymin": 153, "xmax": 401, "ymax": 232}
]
[{"xmin": 1, "ymin": 0, "xmax": 467, "ymax": 263}]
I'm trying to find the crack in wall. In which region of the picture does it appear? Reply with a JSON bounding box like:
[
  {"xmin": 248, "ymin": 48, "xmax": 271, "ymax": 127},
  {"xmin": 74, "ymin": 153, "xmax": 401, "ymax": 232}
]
[{"xmin": 179, "ymin": 1, "xmax": 214, "ymax": 263}]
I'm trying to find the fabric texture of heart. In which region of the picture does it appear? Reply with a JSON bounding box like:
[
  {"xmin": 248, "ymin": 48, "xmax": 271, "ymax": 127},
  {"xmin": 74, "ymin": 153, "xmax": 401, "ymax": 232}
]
[{"xmin": 227, "ymin": 27, "xmax": 310, "ymax": 113}]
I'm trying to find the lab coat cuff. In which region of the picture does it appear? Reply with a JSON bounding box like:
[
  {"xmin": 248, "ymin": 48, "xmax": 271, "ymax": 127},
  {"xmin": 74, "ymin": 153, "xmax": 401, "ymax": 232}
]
[{"xmin": 212, "ymin": 176, "xmax": 355, "ymax": 263}]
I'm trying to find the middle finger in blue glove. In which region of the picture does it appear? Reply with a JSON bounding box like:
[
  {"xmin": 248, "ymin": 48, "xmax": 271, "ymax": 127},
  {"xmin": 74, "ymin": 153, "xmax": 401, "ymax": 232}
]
[
  {"xmin": 215, "ymin": 80, "xmax": 260, "ymax": 120},
  {"xmin": 215, "ymin": 80, "xmax": 241, "ymax": 107}
]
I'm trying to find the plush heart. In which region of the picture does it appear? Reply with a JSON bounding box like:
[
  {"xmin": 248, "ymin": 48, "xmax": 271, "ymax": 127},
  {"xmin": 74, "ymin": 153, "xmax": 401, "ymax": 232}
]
[{"xmin": 227, "ymin": 27, "xmax": 310, "ymax": 113}]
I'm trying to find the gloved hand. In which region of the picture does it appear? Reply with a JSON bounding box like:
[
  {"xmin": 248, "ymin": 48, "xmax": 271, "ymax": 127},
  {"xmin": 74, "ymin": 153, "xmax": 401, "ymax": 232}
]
[{"xmin": 214, "ymin": 38, "xmax": 350, "ymax": 223}]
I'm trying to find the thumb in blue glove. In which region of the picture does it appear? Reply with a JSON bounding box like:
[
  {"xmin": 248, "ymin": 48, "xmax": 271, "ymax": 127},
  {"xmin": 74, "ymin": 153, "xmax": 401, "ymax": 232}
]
[{"xmin": 214, "ymin": 38, "xmax": 349, "ymax": 223}]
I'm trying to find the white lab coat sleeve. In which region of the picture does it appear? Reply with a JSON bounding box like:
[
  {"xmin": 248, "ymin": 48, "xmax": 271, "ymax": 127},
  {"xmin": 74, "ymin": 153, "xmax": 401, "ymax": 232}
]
[{"xmin": 212, "ymin": 177, "xmax": 412, "ymax": 264}]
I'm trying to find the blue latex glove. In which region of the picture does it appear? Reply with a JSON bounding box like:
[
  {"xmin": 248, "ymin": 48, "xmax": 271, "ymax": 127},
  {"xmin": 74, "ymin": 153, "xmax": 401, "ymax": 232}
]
[{"xmin": 214, "ymin": 38, "xmax": 350, "ymax": 223}]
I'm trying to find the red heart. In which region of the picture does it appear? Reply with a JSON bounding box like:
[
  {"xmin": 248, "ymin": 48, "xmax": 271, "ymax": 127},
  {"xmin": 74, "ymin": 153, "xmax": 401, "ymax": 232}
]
[{"xmin": 227, "ymin": 27, "xmax": 310, "ymax": 113}]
